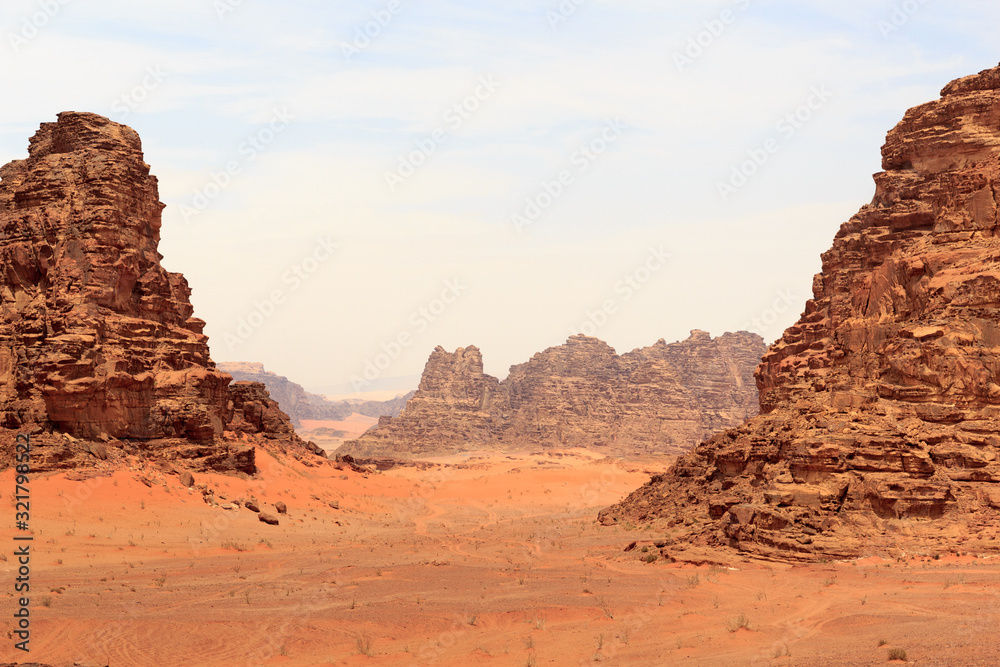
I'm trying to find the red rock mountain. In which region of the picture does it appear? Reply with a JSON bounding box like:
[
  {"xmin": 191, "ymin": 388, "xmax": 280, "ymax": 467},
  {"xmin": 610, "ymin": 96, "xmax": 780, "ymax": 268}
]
[
  {"xmin": 0, "ymin": 112, "xmax": 313, "ymax": 472},
  {"xmin": 339, "ymin": 331, "xmax": 765, "ymax": 458},
  {"xmin": 601, "ymin": 63, "xmax": 1000, "ymax": 560}
]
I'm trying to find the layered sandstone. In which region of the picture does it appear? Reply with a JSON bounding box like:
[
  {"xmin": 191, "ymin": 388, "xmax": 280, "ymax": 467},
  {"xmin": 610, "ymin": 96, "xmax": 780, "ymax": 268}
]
[
  {"xmin": 218, "ymin": 361, "xmax": 412, "ymax": 427},
  {"xmin": 339, "ymin": 331, "xmax": 765, "ymax": 458},
  {"xmin": 600, "ymin": 63, "xmax": 1000, "ymax": 560},
  {"xmin": 0, "ymin": 112, "xmax": 311, "ymax": 472}
]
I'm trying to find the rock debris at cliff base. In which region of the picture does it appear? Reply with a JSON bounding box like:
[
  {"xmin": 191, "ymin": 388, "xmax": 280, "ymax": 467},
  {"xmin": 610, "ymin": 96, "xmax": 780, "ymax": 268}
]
[{"xmin": 601, "ymin": 62, "xmax": 1000, "ymax": 561}]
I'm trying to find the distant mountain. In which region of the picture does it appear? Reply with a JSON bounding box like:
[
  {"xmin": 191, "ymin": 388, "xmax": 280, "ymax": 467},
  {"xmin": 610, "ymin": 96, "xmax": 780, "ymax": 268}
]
[
  {"xmin": 312, "ymin": 375, "xmax": 422, "ymax": 397},
  {"xmin": 338, "ymin": 331, "xmax": 766, "ymax": 459},
  {"xmin": 217, "ymin": 362, "xmax": 413, "ymax": 428}
]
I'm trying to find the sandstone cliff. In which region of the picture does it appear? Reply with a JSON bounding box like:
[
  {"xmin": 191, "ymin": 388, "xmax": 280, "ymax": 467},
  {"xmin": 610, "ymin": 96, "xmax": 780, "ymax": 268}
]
[
  {"xmin": 0, "ymin": 112, "xmax": 313, "ymax": 472},
  {"xmin": 217, "ymin": 361, "xmax": 413, "ymax": 427},
  {"xmin": 339, "ymin": 331, "xmax": 765, "ymax": 458},
  {"xmin": 600, "ymin": 63, "xmax": 1000, "ymax": 561}
]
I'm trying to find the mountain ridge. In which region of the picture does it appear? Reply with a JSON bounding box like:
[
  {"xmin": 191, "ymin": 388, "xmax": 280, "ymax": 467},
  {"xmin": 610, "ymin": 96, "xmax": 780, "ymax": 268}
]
[{"xmin": 339, "ymin": 330, "xmax": 766, "ymax": 458}]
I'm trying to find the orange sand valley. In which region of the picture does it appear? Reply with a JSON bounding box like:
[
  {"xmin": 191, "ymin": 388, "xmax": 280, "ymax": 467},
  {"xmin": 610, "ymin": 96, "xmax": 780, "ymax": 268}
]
[
  {"xmin": 298, "ymin": 415, "xmax": 380, "ymax": 454},
  {"xmin": 3, "ymin": 449, "xmax": 1000, "ymax": 666}
]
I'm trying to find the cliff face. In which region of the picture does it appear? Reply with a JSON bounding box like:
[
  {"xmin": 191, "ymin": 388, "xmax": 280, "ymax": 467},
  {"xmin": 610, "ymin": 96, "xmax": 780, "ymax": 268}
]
[
  {"xmin": 502, "ymin": 331, "xmax": 763, "ymax": 452},
  {"xmin": 339, "ymin": 331, "xmax": 766, "ymax": 458},
  {"xmin": 338, "ymin": 345, "xmax": 503, "ymax": 457},
  {"xmin": 217, "ymin": 361, "xmax": 412, "ymax": 427},
  {"xmin": 0, "ymin": 112, "xmax": 311, "ymax": 472},
  {"xmin": 600, "ymin": 63, "xmax": 1000, "ymax": 560},
  {"xmin": 218, "ymin": 362, "xmax": 348, "ymax": 427}
]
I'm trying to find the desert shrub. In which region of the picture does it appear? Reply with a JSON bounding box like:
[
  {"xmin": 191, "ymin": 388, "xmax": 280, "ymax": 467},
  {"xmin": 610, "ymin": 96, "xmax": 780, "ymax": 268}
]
[{"xmin": 725, "ymin": 611, "xmax": 751, "ymax": 633}]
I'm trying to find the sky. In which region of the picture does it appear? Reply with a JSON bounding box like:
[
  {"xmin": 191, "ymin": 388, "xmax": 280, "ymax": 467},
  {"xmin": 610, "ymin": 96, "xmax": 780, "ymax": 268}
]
[{"xmin": 0, "ymin": 0, "xmax": 997, "ymax": 396}]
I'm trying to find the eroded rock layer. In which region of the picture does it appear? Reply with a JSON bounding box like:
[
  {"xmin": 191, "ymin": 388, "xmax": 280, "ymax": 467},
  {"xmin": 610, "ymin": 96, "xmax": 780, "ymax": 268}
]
[
  {"xmin": 0, "ymin": 112, "xmax": 312, "ymax": 472},
  {"xmin": 600, "ymin": 63, "xmax": 1000, "ymax": 560},
  {"xmin": 339, "ymin": 331, "xmax": 765, "ymax": 458},
  {"xmin": 217, "ymin": 361, "xmax": 413, "ymax": 428}
]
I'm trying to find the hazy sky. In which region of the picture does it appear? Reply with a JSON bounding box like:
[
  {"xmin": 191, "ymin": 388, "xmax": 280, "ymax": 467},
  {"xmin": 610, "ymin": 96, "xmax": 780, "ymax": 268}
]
[{"xmin": 1, "ymin": 0, "xmax": 997, "ymax": 395}]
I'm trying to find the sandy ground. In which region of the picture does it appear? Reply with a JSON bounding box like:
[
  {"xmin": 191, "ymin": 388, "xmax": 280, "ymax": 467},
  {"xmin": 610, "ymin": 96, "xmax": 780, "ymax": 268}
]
[
  {"xmin": 297, "ymin": 415, "xmax": 379, "ymax": 453},
  {"xmin": 3, "ymin": 449, "xmax": 1000, "ymax": 666}
]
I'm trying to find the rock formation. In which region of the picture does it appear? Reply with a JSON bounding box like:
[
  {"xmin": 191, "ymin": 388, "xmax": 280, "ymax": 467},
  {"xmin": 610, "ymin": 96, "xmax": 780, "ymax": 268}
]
[
  {"xmin": 342, "ymin": 345, "xmax": 504, "ymax": 457},
  {"xmin": 600, "ymin": 63, "xmax": 1000, "ymax": 561},
  {"xmin": 217, "ymin": 361, "xmax": 413, "ymax": 427},
  {"xmin": 339, "ymin": 331, "xmax": 765, "ymax": 458},
  {"xmin": 227, "ymin": 381, "xmax": 298, "ymax": 439},
  {"xmin": 0, "ymin": 112, "xmax": 313, "ymax": 472}
]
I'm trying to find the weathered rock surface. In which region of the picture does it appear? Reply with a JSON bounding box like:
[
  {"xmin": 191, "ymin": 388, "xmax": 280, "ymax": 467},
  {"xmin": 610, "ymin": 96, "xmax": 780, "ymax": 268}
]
[
  {"xmin": 339, "ymin": 331, "xmax": 765, "ymax": 458},
  {"xmin": 502, "ymin": 330, "xmax": 764, "ymax": 453},
  {"xmin": 217, "ymin": 361, "xmax": 412, "ymax": 427},
  {"xmin": 0, "ymin": 112, "xmax": 315, "ymax": 472},
  {"xmin": 601, "ymin": 64, "xmax": 1000, "ymax": 561},
  {"xmin": 226, "ymin": 381, "xmax": 297, "ymax": 439}
]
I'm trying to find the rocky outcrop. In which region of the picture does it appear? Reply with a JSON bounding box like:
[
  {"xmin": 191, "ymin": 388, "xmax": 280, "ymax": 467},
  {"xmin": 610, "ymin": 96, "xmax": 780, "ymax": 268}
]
[
  {"xmin": 227, "ymin": 381, "xmax": 298, "ymax": 438},
  {"xmin": 0, "ymin": 112, "xmax": 314, "ymax": 472},
  {"xmin": 338, "ymin": 345, "xmax": 503, "ymax": 457},
  {"xmin": 501, "ymin": 330, "xmax": 763, "ymax": 453},
  {"xmin": 339, "ymin": 331, "xmax": 765, "ymax": 458},
  {"xmin": 217, "ymin": 361, "xmax": 413, "ymax": 427},
  {"xmin": 600, "ymin": 63, "xmax": 1000, "ymax": 561},
  {"xmin": 219, "ymin": 362, "xmax": 345, "ymax": 427}
]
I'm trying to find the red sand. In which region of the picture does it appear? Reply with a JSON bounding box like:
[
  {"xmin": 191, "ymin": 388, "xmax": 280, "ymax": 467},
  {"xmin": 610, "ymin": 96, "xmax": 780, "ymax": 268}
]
[
  {"xmin": 2, "ymin": 450, "xmax": 999, "ymax": 665},
  {"xmin": 299, "ymin": 415, "xmax": 378, "ymax": 437},
  {"xmin": 297, "ymin": 414, "xmax": 379, "ymax": 454}
]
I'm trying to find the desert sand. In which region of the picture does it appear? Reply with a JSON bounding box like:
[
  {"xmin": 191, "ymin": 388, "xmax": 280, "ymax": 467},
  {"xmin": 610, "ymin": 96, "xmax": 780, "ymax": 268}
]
[
  {"xmin": 298, "ymin": 415, "xmax": 380, "ymax": 454},
  {"xmin": 3, "ymin": 449, "xmax": 999, "ymax": 666}
]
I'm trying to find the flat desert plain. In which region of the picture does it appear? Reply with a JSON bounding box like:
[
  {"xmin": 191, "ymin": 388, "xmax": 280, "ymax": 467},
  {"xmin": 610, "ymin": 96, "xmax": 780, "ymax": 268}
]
[
  {"xmin": 298, "ymin": 415, "xmax": 379, "ymax": 453},
  {"xmin": 3, "ymin": 448, "xmax": 1000, "ymax": 666}
]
